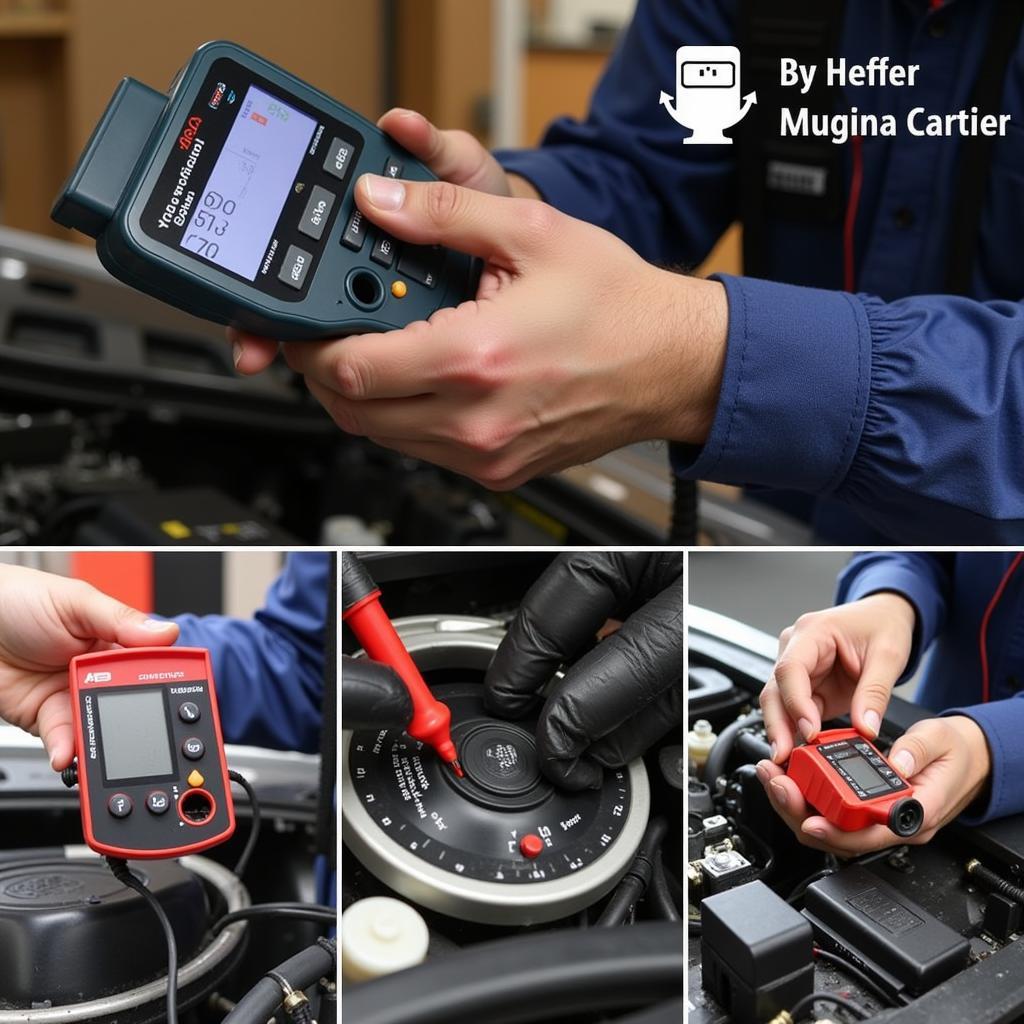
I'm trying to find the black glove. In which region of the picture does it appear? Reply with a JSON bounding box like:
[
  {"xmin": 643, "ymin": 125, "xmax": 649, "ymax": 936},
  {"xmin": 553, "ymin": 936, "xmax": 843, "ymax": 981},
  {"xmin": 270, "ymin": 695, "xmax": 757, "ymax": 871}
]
[
  {"xmin": 484, "ymin": 552, "xmax": 683, "ymax": 790},
  {"xmin": 341, "ymin": 656, "xmax": 413, "ymax": 731}
]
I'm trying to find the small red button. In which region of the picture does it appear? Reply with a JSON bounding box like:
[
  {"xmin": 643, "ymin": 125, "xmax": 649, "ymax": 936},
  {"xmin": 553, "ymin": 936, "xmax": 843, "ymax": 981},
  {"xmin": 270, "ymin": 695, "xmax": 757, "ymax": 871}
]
[{"xmin": 520, "ymin": 834, "xmax": 544, "ymax": 859}]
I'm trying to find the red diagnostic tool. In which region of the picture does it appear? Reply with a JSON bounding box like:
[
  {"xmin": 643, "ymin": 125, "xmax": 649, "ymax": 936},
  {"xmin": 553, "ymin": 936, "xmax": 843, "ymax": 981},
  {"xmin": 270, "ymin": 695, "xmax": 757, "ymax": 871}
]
[
  {"xmin": 341, "ymin": 553, "xmax": 463, "ymax": 776},
  {"xmin": 69, "ymin": 647, "xmax": 235, "ymax": 859},
  {"xmin": 787, "ymin": 728, "xmax": 923, "ymax": 837}
]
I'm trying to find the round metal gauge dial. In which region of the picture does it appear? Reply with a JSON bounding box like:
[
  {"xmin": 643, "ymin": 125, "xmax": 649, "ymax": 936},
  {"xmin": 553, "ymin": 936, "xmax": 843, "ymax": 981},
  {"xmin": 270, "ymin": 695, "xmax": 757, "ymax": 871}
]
[{"xmin": 342, "ymin": 670, "xmax": 650, "ymax": 925}]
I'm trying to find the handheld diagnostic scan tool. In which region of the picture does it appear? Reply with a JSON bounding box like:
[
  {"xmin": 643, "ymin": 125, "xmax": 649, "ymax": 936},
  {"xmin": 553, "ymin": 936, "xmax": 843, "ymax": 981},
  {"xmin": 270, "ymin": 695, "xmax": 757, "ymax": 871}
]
[
  {"xmin": 69, "ymin": 647, "xmax": 235, "ymax": 859},
  {"xmin": 787, "ymin": 728, "xmax": 924, "ymax": 837},
  {"xmin": 52, "ymin": 41, "xmax": 480, "ymax": 340}
]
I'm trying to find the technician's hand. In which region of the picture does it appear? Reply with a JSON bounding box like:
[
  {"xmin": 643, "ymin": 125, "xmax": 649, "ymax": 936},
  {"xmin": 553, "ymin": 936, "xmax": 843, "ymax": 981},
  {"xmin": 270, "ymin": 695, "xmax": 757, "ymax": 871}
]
[
  {"xmin": 230, "ymin": 108, "xmax": 536, "ymax": 372},
  {"xmin": 756, "ymin": 715, "xmax": 991, "ymax": 855},
  {"xmin": 760, "ymin": 593, "xmax": 917, "ymax": 764},
  {"xmin": 236, "ymin": 177, "xmax": 726, "ymax": 489},
  {"xmin": 341, "ymin": 655, "xmax": 413, "ymax": 731},
  {"xmin": 484, "ymin": 552, "xmax": 683, "ymax": 790},
  {"xmin": 0, "ymin": 565, "xmax": 178, "ymax": 770}
]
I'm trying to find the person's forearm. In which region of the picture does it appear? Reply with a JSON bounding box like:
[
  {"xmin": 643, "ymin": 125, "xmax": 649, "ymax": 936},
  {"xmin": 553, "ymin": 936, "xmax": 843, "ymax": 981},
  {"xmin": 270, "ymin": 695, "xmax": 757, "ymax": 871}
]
[{"xmin": 672, "ymin": 278, "xmax": 1024, "ymax": 541}]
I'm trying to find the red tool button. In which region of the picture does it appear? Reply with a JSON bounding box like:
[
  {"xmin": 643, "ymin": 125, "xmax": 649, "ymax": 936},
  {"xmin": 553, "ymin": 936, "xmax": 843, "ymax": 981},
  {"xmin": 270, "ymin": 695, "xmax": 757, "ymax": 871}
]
[{"xmin": 520, "ymin": 834, "xmax": 544, "ymax": 859}]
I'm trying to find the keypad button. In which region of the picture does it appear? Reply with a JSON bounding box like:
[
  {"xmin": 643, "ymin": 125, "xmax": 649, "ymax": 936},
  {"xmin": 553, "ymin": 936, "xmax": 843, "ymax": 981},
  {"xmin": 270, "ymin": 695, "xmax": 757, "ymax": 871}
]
[
  {"xmin": 342, "ymin": 208, "xmax": 367, "ymax": 251},
  {"xmin": 278, "ymin": 244, "xmax": 314, "ymax": 290},
  {"xmin": 383, "ymin": 156, "xmax": 404, "ymax": 178},
  {"xmin": 178, "ymin": 701, "xmax": 201, "ymax": 724},
  {"xmin": 108, "ymin": 793, "xmax": 133, "ymax": 818},
  {"xmin": 182, "ymin": 737, "xmax": 205, "ymax": 761},
  {"xmin": 370, "ymin": 234, "xmax": 397, "ymax": 269},
  {"xmin": 187, "ymin": 769, "xmax": 205, "ymax": 788},
  {"xmin": 298, "ymin": 185, "xmax": 335, "ymax": 241},
  {"xmin": 398, "ymin": 244, "xmax": 444, "ymax": 288},
  {"xmin": 146, "ymin": 790, "xmax": 170, "ymax": 815},
  {"xmin": 324, "ymin": 138, "xmax": 355, "ymax": 180}
]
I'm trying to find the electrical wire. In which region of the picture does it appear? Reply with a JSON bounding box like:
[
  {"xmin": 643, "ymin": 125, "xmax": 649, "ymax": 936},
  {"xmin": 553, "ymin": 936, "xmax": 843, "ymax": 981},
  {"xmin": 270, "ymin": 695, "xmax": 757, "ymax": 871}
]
[
  {"xmin": 790, "ymin": 989, "xmax": 870, "ymax": 1022},
  {"xmin": 228, "ymin": 769, "xmax": 261, "ymax": 878},
  {"xmin": 105, "ymin": 856, "xmax": 178, "ymax": 1024},
  {"xmin": 597, "ymin": 817, "xmax": 668, "ymax": 926},
  {"xmin": 979, "ymin": 552, "xmax": 1023, "ymax": 703},
  {"xmin": 212, "ymin": 902, "xmax": 337, "ymax": 935},
  {"xmin": 813, "ymin": 946, "xmax": 897, "ymax": 1009}
]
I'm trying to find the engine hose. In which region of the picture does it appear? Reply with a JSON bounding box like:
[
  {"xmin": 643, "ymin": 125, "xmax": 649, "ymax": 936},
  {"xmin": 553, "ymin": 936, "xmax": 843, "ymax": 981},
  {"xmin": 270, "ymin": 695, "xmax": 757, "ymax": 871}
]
[
  {"xmin": 222, "ymin": 939, "xmax": 336, "ymax": 1024},
  {"xmin": 966, "ymin": 859, "xmax": 1024, "ymax": 904},
  {"xmin": 597, "ymin": 817, "xmax": 669, "ymax": 926},
  {"xmin": 343, "ymin": 922, "xmax": 683, "ymax": 1024},
  {"xmin": 668, "ymin": 477, "xmax": 698, "ymax": 545},
  {"xmin": 702, "ymin": 710, "xmax": 763, "ymax": 788},
  {"xmin": 648, "ymin": 857, "xmax": 682, "ymax": 923},
  {"xmin": 616, "ymin": 997, "xmax": 687, "ymax": 1024}
]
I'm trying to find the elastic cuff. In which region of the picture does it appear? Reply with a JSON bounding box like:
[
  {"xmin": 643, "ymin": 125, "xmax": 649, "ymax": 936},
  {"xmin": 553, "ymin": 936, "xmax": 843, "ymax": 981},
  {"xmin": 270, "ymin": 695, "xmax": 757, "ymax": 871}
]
[{"xmin": 670, "ymin": 275, "xmax": 872, "ymax": 494}]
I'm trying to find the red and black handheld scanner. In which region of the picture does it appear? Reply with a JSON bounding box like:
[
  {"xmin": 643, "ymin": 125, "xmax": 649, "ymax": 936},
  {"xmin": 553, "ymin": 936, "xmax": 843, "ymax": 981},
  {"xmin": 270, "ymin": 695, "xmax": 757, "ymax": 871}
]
[
  {"xmin": 69, "ymin": 646, "xmax": 235, "ymax": 859},
  {"xmin": 787, "ymin": 727, "xmax": 923, "ymax": 837}
]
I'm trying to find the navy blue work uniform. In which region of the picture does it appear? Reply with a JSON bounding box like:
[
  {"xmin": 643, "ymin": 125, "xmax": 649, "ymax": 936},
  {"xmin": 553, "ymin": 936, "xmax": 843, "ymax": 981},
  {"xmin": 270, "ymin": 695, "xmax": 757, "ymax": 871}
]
[
  {"xmin": 174, "ymin": 551, "xmax": 333, "ymax": 901},
  {"xmin": 839, "ymin": 552, "xmax": 1024, "ymax": 823},
  {"xmin": 498, "ymin": 0, "xmax": 1024, "ymax": 542}
]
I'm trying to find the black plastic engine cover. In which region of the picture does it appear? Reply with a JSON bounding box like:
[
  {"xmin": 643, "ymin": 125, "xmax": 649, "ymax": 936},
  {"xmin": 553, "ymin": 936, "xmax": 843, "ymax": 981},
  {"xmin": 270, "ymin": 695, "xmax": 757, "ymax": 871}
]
[{"xmin": 0, "ymin": 849, "xmax": 207, "ymax": 1007}]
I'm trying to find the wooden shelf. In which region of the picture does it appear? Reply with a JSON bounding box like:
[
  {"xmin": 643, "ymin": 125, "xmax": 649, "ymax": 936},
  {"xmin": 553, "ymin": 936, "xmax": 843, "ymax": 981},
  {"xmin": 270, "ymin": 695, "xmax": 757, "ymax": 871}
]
[{"xmin": 0, "ymin": 10, "xmax": 70, "ymax": 38}]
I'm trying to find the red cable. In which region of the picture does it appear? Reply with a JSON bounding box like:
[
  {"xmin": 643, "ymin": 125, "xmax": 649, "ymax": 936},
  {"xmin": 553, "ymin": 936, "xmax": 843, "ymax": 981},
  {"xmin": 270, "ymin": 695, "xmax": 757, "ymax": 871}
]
[
  {"xmin": 843, "ymin": 134, "xmax": 864, "ymax": 292},
  {"xmin": 979, "ymin": 552, "xmax": 1024, "ymax": 703}
]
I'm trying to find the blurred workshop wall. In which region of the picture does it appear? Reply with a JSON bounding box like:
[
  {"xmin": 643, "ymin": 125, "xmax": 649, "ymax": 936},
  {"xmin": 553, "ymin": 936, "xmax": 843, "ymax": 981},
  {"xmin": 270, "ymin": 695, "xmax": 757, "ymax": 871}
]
[
  {"xmin": 0, "ymin": 549, "xmax": 283, "ymax": 618},
  {"xmin": 395, "ymin": 0, "xmax": 740, "ymax": 276},
  {"xmin": 0, "ymin": 0, "xmax": 383, "ymax": 239}
]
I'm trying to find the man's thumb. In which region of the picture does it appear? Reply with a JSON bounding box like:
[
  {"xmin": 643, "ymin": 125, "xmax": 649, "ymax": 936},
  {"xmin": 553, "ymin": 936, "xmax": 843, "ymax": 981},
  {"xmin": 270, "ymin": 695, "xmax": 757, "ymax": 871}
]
[
  {"xmin": 355, "ymin": 173, "xmax": 550, "ymax": 264},
  {"xmin": 65, "ymin": 583, "xmax": 179, "ymax": 649},
  {"xmin": 888, "ymin": 722, "xmax": 939, "ymax": 780}
]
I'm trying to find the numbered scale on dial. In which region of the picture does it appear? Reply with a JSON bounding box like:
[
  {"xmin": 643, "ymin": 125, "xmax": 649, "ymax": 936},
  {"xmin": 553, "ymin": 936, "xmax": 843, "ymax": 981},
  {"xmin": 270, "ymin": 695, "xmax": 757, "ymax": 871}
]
[{"xmin": 341, "ymin": 683, "xmax": 650, "ymax": 925}]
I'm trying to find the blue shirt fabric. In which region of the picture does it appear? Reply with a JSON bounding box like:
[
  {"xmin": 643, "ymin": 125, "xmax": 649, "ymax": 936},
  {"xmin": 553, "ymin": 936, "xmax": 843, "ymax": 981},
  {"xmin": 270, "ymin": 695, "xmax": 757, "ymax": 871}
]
[
  {"xmin": 173, "ymin": 551, "xmax": 330, "ymax": 752},
  {"xmin": 496, "ymin": 0, "xmax": 1024, "ymax": 542},
  {"xmin": 837, "ymin": 552, "xmax": 1024, "ymax": 824}
]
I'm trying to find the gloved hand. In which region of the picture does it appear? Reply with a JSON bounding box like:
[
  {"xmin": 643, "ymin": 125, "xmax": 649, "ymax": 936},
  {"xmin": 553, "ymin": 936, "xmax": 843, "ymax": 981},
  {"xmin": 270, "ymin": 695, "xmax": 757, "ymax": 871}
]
[
  {"xmin": 484, "ymin": 552, "xmax": 683, "ymax": 789},
  {"xmin": 341, "ymin": 656, "xmax": 413, "ymax": 731},
  {"xmin": 0, "ymin": 564, "xmax": 179, "ymax": 770}
]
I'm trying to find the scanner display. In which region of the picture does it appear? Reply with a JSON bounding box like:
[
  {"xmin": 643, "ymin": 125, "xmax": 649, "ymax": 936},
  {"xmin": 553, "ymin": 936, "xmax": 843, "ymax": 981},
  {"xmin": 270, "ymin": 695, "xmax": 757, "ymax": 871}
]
[
  {"xmin": 182, "ymin": 84, "xmax": 316, "ymax": 280},
  {"xmin": 96, "ymin": 688, "xmax": 174, "ymax": 782}
]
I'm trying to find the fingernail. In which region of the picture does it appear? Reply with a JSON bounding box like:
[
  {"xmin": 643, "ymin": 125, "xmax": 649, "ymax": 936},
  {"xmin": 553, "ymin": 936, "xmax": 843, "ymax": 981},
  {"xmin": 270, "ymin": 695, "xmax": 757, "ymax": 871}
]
[
  {"xmin": 142, "ymin": 618, "xmax": 174, "ymax": 631},
  {"xmin": 770, "ymin": 741, "xmax": 778, "ymax": 762},
  {"xmin": 232, "ymin": 340, "xmax": 243, "ymax": 368},
  {"xmin": 891, "ymin": 750, "xmax": 915, "ymax": 777},
  {"xmin": 805, "ymin": 825, "xmax": 827, "ymax": 838},
  {"xmin": 755, "ymin": 760, "xmax": 770, "ymax": 783},
  {"xmin": 798, "ymin": 718, "xmax": 815, "ymax": 742},
  {"xmin": 362, "ymin": 173, "xmax": 405, "ymax": 211},
  {"xmin": 864, "ymin": 710, "xmax": 881, "ymax": 736},
  {"xmin": 49, "ymin": 751, "xmax": 57, "ymax": 771},
  {"xmin": 770, "ymin": 780, "xmax": 789, "ymax": 808}
]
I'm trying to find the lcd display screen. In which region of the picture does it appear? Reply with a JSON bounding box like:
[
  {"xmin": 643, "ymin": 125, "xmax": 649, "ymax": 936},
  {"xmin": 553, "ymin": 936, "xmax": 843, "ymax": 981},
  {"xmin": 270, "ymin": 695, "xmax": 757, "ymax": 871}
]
[
  {"xmin": 841, "ymin": 754, "xmax": 888, "ymax": 793},
  {"xmin": 97, "ymin": 689, "xmax": 174, "ymax": 781},
  {"xmin": 181, "ymin": 84, "xmax": 316, "ymax": 280}
]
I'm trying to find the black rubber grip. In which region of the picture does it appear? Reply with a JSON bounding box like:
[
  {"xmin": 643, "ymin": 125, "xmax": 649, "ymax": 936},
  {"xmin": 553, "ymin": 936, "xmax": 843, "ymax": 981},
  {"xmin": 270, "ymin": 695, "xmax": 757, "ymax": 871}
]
[{"xmin": 341, "ymin": 552, "xmax": 379, "ymax": 614}]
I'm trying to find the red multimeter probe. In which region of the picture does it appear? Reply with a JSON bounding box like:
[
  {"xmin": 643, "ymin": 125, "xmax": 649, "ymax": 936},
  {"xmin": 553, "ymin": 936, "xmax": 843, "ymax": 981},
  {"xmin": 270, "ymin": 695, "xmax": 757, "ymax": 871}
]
[
  {"xmin": 341, "ymin": 553, "xmax": 463, "ymax": 777},
  {"xmin": 69, "ymin": 647, "xmax": 235, "ymax": 859},
  {"xmin": 787, "ymin": 728, "xmax": 923, "ymax": 837}
]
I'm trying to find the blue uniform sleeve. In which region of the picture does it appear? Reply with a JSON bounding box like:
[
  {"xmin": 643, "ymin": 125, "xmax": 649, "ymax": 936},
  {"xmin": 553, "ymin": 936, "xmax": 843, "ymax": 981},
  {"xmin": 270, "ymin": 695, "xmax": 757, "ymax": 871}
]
[
  {"xmin": 495, "ymin": 0, "xmax": 738, "ymax": 265},
  {"xmin": 671, "ymin": 277, "xmax": 1024, "ymax": 540},
  {"xmin": 836, "ymin": 552, "xmax": 951, "ymax": 682},
  {"xmin": 940, "ymin": 697, "xmax": 1024, "ymax": 824},
  {"xmin": 172, "ymin": 552, "xmax": 330, "ymax": 753}
]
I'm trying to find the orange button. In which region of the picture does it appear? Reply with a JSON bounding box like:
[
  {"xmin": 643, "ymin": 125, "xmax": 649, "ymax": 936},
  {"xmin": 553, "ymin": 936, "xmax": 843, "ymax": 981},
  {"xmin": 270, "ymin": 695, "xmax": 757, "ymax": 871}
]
[
  {"xmin": 520, "ymin": 834, "xmax": 544, "ymax": 859},
  {"xmin": 391, "ymin": 280, "xmax": 407, "ymax": 298},
  {"xmin": 187, "ymin": 769, "xmax": 205, "ymax": 788}
]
